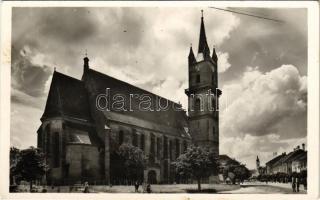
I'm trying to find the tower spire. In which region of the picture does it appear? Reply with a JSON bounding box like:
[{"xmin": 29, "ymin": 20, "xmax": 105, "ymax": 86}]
[
  {"xmin": 188, "ymin": 44, "xmax": 196, "ymax": 65},
  {"xmin": 198, "ymin": 10, "xmax": 210, "ymax": 56},
  {"xmin": 212, "ymin": 45, "xmax": 218, "ymax": 62},
  {"xmin": 83, "ymin": 50, "xmax": 89, "ymax": 73}
]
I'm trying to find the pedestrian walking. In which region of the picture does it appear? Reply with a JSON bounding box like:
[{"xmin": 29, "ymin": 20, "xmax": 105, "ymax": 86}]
[
  {"xmin": 83, "ymin": 182, "xmax": 90, "ymax": 193},
  {"xmin": 292, "ymin": 176, "xmax": 296, "ymax": 193},
  {"xmin": 134, "ymin": 181, "xmax": 140, "ymax": 192},
  {"xmin": 296, "ymin": 176, "xmax": 300, "ymax": 193},
  {"xmin": 146, "ymin": 183, "xmax": 151, "ymax": 193}
]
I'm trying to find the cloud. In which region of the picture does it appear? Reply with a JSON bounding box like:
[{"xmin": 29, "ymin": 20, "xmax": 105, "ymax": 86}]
[
  {"xmin": 151, "ymin": 76, "xmax": 188, "ymax": 109},
  {"xmin": 217, "ymin": 52, "xmax": 231, "ymax": 73},
  {"xmin": 11, "ymin": 88, "xmax": 46, "ymax": 110},
  {"xmin": 220, "ymin": 64, "xmax": 307, "ymax": 139},
  {"xmin": 11, "ymin": 45, "xmax": 52, "ymax": 98},
  {"xmin": 10, "ymin": 103, "xmax": 42, "ymax": 149},
  {"xmin": 219, "ymin": 8, "xmax": 307, "ymax": 84}
]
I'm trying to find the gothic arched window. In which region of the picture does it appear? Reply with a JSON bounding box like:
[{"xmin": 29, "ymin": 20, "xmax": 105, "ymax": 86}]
[
  {"xmin": 157, "ymin": 137, "xmax": 161, "ymax": 159},
  {"xmin": 213, "ymin": 127, "xmax": 216, "ymax": 137},
  {"xmin": 45, "ymin": 124, "xmax": 50, "ymax": 154},
  {"xmin": 169, "ymin": 140, "xmax": 173, "ymax": 160},
  {"xmin": 195, "ymin": 98, "xmax": 201, "ymax": 111},
  {"xmin": 140, "ymin": 134, "xmax": 145, "ymax": 151},
  {"xmin": 119, "ymin": 130, "xmax": 124, "ymax": 145},
  {"xmin": 175, "ymin": 139, "xmax": 180, "ymax": 158},
  {"xmin": 52, "ymin": 132, "xmax": 60, "ymax": 168},
  {"xmin": 150, "ymin": 133, "xmax": 155, "ymax": 163},
  {"xmin": 132, "ymin": 129, "xmax": 138, "ymax": 147},
  {"xmin": 163, "ymin": 136, "xmax": 168, "ymax": 158}
]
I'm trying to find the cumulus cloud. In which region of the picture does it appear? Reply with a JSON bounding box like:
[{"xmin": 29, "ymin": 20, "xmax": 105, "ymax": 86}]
[
  {"xmin": 10, "ymin": 103, "xmax": 42, "ymax": 149},
  {"xmin": 217, "ymin": 52, "xmax": 231, "ymax": 73},
  {"xmin": 220, "ymin": 64, "xmax": 307, "ymax": 139},
  {"xmin": 151, "ymin": 77, "xmax": 188, "ymax": 109},
  {"xmin": 219, "ymin": 8, "xmax": 307, "ymax": 83},
  {"xmin": 11, "ymin": 45, "xmax": 52, "ymax": 98}
]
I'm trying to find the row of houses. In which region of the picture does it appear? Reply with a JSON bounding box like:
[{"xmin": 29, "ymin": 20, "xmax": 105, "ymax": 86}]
[{"xmin": 265, "ymin": 144, "xmax": 307, "ymax": 175}]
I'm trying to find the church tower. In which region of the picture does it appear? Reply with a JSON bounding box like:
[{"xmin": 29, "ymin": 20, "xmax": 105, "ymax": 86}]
[
  {"xmin": 256, "ymin": 156, "xmax": 260, "ymax": 170},
  {"xmin": 185, "ymin": 11, "xmax": 221, "ymax": 156}
]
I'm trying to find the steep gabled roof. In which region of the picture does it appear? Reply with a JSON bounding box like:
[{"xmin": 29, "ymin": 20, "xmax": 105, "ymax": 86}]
[
  {"xmin": 41, "ymin": 71, "xmax": 92, "ymax": 122},
  {"xmin": 293, "ymin": 151, "xmax": 307, "ymax": 162},
  {"xmin": 84, "ymin": 69, "xmax": 189, "ymax": 137},
  {"xmin": 266, "ymin": 153, "xmax": 286, "ymax": 166},
  {"xmin": 282, "ymin": 149, "xmax": 306, "ymax": 163}
]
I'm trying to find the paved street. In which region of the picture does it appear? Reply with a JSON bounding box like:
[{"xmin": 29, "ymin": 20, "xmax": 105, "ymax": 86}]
[
  {"xmin": 219, "ymin": 182, "xmax": 307, "ymax": 194},
  {"xmin": 16, "ymin": 181, "xmax": 306, "ymax": 194}
]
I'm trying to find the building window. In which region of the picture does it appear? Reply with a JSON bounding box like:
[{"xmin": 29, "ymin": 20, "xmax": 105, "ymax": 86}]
[
  {"xmin": 157, "ymin": 137, "xmax": 161, "ymax": 159},
  {"xmin": 213, "ymin": 127, "xmax": 216, "ymax": 137},
  {"xmin": 163, "ymin": 136, "xmax": 168, "ymax": 158},
  {"xmin": 175, "ymin": 139, "xmax": 180, "ymax": 158},
  {"xmin": 45, "ymin": 125, "xmax": 50, "ymax": 154},
  {"xmin": 195, "ymin": 98, "xmax": 201, "ymax": 111},
  {"xmin": 212, "ymin": 96, "xmax": 215, "ymax": 111},
  {"xmin": 169, "ymin": 140, "xmax": 173, "ymax": 160},
  {"xmin": 150, "ymin": 133, "xmax": 155, "ymax": 163},
  {"xmin": 140, "ymin": 134, "xmax": 145, "ymax": 151},
  {"xmin": 119, "ymin": 130, "xmax": 124, "ymax": 145},
  {"xmin": 132, "ymin": 129, "xmax": 138, "ymax": 147},
  {"xmin": 52, "ymin": 132, "xmax": 60, "ymax": 168},
  {"xmin": 196, "ymin": 74, "xmax": 200, "ymax": 83},
  {"xmin": 37, "ymin": 130, "xmax": 43, "ymax": 149}
]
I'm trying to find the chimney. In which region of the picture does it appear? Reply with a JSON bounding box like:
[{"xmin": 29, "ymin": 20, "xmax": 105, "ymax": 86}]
[
  {"xmin": 297, "ymin": 145, "xmax": 300, "ymax": 150},
  {"xmin": 302, "ymin": 143, "xmax": 305, "ymax": 151}
]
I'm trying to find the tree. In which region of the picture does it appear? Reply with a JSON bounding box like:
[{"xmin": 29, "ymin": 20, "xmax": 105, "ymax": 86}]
[
  {"xmin": 117, "ymin": 143, "xmax": 146, "ymax": 183},
  {"xmin": 221, "ymin": 160, "xmax": 239, "ymax": 184},
  {"xmin": 10, "ymin": 147, "xmax": 21, "ymax": 185},
  {"xmin": 172, "ymin": 145, "xmax": 218, "ymax": 191},
  {"xmin": 13, "ymin": 147, "xmax": 47, "ymax": 191},
  {"xmin": 233, "ymin": 164, "xmax": 251, "ymax": 184}
]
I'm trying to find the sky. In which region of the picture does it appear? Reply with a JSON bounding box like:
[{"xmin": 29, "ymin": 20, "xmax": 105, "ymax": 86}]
[{"xmin": 11, "ymin": 7, "xmax": 307, "ymax": 169}]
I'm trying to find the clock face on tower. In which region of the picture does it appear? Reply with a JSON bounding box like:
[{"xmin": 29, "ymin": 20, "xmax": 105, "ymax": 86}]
[{"xmin": 195, "ymin": 65, "xmax": 200, "ymax": 72}]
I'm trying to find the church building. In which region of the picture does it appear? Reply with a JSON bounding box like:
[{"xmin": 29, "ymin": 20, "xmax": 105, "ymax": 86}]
[{"xmin": 37, "ymin": 11, "xmax": 221, "ymax": 185}]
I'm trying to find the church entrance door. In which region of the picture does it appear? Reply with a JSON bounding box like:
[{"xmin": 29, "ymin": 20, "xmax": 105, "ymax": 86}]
[{"xmin": 147, "ymin": 170, "xmax": 157, "ymax": 184}]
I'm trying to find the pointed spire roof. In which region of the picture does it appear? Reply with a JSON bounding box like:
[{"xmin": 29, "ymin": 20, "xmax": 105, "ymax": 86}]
[
  {"xmin": 198, "ymin": 10, "xmax": 210, "ymax": 56},
  {"xmin": 212, "ymin": 46, "xmax": 218, "ymax": 62},
  {"xmin": 188, "ymin": 44, "xmax": 196, "ymax": 65}
]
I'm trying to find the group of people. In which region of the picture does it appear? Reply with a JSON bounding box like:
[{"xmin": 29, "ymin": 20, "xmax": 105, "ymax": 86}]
[
  {"xmin": 291, "ymin": 176, "xmax": 302, "ymax": 193},
  {"xmin": 81, "ymin": 181, "xmax": 152, "ymax": 193},
  {"xmin": 134, "ymin": 181, "xmax": 152, "ymax": 193}
]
